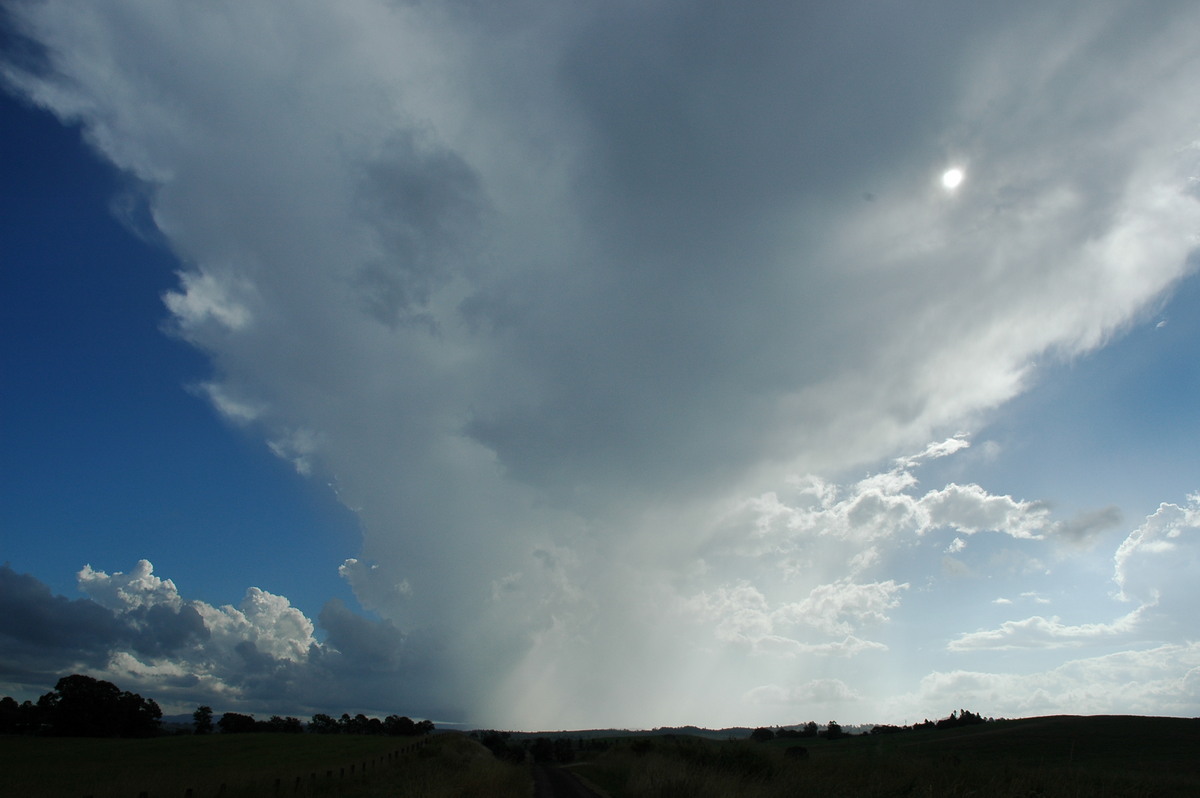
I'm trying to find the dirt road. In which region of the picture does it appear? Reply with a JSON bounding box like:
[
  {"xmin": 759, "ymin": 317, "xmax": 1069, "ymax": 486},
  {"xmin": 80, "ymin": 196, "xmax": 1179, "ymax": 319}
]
[{"xmin": 532, "ymin": 763, "xmax": 603, "ymax": 798}]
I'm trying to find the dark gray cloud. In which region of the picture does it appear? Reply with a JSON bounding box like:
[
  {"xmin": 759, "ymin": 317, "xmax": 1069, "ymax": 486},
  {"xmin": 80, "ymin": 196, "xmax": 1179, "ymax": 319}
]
[
  {"xmin": 355, "ymin": 131, "xmax": 484, "ymax": 326},
  {"xmin": 0, "ymin": 565, "xmax": 119, "ymax": 675}
]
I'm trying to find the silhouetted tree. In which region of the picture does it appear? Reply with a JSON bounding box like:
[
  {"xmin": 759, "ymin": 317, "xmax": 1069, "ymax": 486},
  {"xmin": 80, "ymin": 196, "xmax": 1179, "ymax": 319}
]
[
  {"xmin": 822, "ymin": 720, "xmax": 844, "ymax": 740},
  {"xmin": 264, "ymin": 715, "xmax": 304, "ymax": 733},
  {"xmin": 339, "ymin": 713, "xmax": 373, "ymax": 734},
  {"xmin": 309, "ymin": 713, "xmax": 339, "ymax": 734},
  {"xmin": 0, "ymin": 696, "xmax": 20, "ymax": 734},
  {"xmin": 193, "ymin": 705, "xmax": 213, "ymax": 735},
  {"xmin": 936, "ymin": 709, "xmax": 986, "ymax": 729},
  {"xmin": 36, "ymin": 675, "xmax": 161, "ymax": 737},
  {"xmin": 384, "ymin": 714, "xmax": 416, "ymax": 736},
  {"xmin": 218, "ymin": 712, "xmax": 257, "ymax": 734},
  {"xmin": 749, "ymin": 727, "xmax": 775, "ymax": 743},
  {"xmin": 480, "ymin": 731, "xmax": 524, "ymax": 763},
  {"xmin": 870, "ymin": 724, "xmax": 906, "ymax": 735}
]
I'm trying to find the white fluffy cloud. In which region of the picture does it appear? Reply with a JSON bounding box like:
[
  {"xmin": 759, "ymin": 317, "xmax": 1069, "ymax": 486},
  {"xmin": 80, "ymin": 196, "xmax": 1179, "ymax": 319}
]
[
  {"xmin": 0, "ymin": 559, "xmax": 463, "ymax": 717},
  {"xmin": 745, "ymin": 678, "xmax": 862, "ymax": 707},
  {"xmin": 4, "ymin": 1, "xmax": 1200, "ymax": 727},
  {"xmin": 1114, "ymin": 494, "xmax": 1200, "ymax": 602},
  {"xmin": 889, "ymin": 642, "xmax": 1200, "ymax": 721}
]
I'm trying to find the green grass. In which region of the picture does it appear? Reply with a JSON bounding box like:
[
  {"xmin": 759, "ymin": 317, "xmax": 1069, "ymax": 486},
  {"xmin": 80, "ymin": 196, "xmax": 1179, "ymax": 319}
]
[
  {"xmin": 570, "ymin": 716, "xmax": 1200, "ymax": 798},
  {"xmin": 0, "ymin": 732, "xmax": 527, "ymax": 798}
]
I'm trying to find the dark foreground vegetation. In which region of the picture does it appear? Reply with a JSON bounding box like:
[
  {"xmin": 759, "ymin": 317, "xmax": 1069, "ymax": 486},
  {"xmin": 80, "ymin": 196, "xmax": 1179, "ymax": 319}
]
[
  {"xmin": 2, "ymin": 680, "xmax": 1196, "ymax": 798},
  {"xmin": 0, "ymin": 731, "xmax": 527, "ymax": 798},
  {"xmin": 566, "ymin": 715, "xmax": 1200, "ymax": 798}
]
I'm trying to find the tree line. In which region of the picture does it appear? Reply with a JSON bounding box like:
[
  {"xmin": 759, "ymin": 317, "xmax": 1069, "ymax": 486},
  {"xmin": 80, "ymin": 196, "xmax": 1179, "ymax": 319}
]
[
  {"xmin": 198, "ymin": 706, "xmax": 434, "ymax": 737},
  {"xmin": 749, "ymin": 710, "xmax": 990, "ymax": 742},
  {"xmin": 0, "ymin": 674, "xmax": 434, "ymax": 738}
]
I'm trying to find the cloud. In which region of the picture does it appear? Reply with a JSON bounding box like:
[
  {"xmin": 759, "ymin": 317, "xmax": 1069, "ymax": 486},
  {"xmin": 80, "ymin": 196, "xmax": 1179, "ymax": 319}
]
[
  {"xmin": 947, "ymin": 607, "xmax": 1146, "ymax": 651},
  {"xmin": 776, "ymin": 579, "xmax": 909, "ymax": 638},
  {"xmin": 1113, "ymin": 493, "xmax": 1200, "ymax": 602},
  {"xmin": 891, "ymin": 642, "xmax": 1200, "ymax": 721},
  {"xmin": 4, "ymin": 1, "xmax": 1200, "ymax": 727},
  {"xmin": 717, "ymin": 440, "xmax": 1064, "ymax": 564},
  {"xmin": 0, "ymin": 561, "xmax": 439, "ymax": 716},
  {"xmin": 78, "ymin": 560, "xmax": 184, "ymax": 612},
  {"xmin": 0, "ymin": 565, "xmax": 122, "ymax": 680},
  {"xmin": 745, "ymin": 678, "xmax": 862, "ymax": 707},
  {"xmin": 1054, "ymin": 506, "xmax": 1123, "ymax": 547},
  {"xmin": 948, "ymin": 495, "xmax": 1200, "ymax": 654},
  {"xmin": 686, "ymin": 577, "xmax": 906, "ymax": 652}
]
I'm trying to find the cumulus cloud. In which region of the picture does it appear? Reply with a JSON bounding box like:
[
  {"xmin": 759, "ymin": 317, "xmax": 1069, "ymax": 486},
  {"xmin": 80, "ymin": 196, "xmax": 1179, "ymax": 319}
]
[
  {"xmin": 890, "ymin": 642, "xmax": 1200, "ymax": 721},
  {"xmin": 1113, "ymin": 494, "xmax": 1200, "ymax": 602},
  {"xmin": 78, "ymin": 560, "xmax": 183, "ymax": 612},
  {"xmin": 745, "ymin": 678, "xmax": 862, "ymax": 707},
  {"xmin": 0, "ymin": 561, "xmax": 439, "ymax": 716},
  {"xmin": 947, "ymin": 495, "xmax": 1199, "ymax": 660},
  {"xmin": 3, "ymin": 1, "xmax": 1200, "ymax": 726},
  {"xmin": 716, "ymin": 438, "xmax": 1087, "ymax": 567}
]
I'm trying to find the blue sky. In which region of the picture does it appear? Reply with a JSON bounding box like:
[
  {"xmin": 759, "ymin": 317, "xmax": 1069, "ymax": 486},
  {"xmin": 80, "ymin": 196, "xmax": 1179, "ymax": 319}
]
[
  {"xmin": 2, "ymin": 1, "xmax": 1198, "ymax": 730},
  {"xmin": 1, "ymin": 91, "xmax": 362, "ymax": 614}
]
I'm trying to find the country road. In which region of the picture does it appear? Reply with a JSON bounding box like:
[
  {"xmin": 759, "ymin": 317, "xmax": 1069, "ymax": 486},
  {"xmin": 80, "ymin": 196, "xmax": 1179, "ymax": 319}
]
[{"xmin": 532, "ymin": 763, "xmax": 603, "ymax": 798}]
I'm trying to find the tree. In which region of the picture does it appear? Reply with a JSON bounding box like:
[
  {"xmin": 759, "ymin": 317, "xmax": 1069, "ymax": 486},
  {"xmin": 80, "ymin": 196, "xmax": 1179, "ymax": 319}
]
[
  {"xmin": 339, "ymin": 713, "xmax": 372, "ymax": 734},
  {"xmin": 0, "ymin": 697, "xmax": 21, "ymax": 734},
  {"xmin": 37, "ymin": 674, "xmax": 161, "ymax": 738},
  {"xmin": 309, "ymin": 713, "xmax": 339, "ymax": 734},
  {"xmin": 822, "ymin": 720, "xmax": 843, "ymax": 740},
  {"xmin": 384, "ymin": 714, "xmax": 416, "ymax": 736},
  {"xmin": 193, "ymin": 706, "xmax": 213, "ymax": 735},
  {"xmin": 265, "ymin": 715, "xmax": 304, "ymax": 733},
  {"xmin": 749, "ymin": 727, "xmax": 775, "ymax": 743},
  {"xmin": 217, "ymin": 712, "xmax": 257, "ymax": 734}
]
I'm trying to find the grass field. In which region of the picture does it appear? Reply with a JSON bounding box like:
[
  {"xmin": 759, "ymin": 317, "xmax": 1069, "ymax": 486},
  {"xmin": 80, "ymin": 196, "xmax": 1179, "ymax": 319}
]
[
  {"xmin": 0, "ymin": 732, "xmax": 528, "ymax": 798},
  {"xmin": 2, "ymin": 716, "xmax": 1197, "ymax": 797},
  {"xmin": 571, "ymin": 716, "xmax": 1200, "ymax": 798}
]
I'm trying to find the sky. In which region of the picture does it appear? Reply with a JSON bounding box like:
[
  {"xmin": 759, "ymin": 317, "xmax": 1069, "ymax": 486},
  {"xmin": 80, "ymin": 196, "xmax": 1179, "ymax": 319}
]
[{"xmin": 1, "ymin": 1, "xmax": 1198, "ymax": 731}]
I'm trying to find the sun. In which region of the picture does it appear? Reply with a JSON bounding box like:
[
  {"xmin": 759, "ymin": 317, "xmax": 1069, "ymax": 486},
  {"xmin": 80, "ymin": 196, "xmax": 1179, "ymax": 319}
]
[{"xmin": 941, "ymin": 167, "xmax": 965, "ymax": 190}]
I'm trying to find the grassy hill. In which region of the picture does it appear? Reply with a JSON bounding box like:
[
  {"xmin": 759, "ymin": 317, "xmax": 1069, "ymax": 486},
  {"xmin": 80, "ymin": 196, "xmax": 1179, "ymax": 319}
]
[
  {"xmin": 0, "ymin": 732, "xmax": 525, "ymax": 798},
  {"xmin": 1, "ymin": 715, "xmax": 1196, "ymax": 797},
  {"xmin": 570, "ymin": 715, "xmax": 1200, "ymax": 798}
]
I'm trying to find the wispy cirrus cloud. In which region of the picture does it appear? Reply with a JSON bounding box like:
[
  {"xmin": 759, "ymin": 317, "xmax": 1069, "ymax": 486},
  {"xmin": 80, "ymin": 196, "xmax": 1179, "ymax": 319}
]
[{"xmin": 947, "ymin": 606, "xmax": 1148, "ymax": 651}]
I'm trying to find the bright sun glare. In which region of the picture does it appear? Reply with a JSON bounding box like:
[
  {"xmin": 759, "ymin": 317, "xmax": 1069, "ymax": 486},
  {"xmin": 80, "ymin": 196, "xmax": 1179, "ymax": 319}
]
[{"xmin": 941, "ymin": 167, "xmax": 965, "ymax": 190}]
